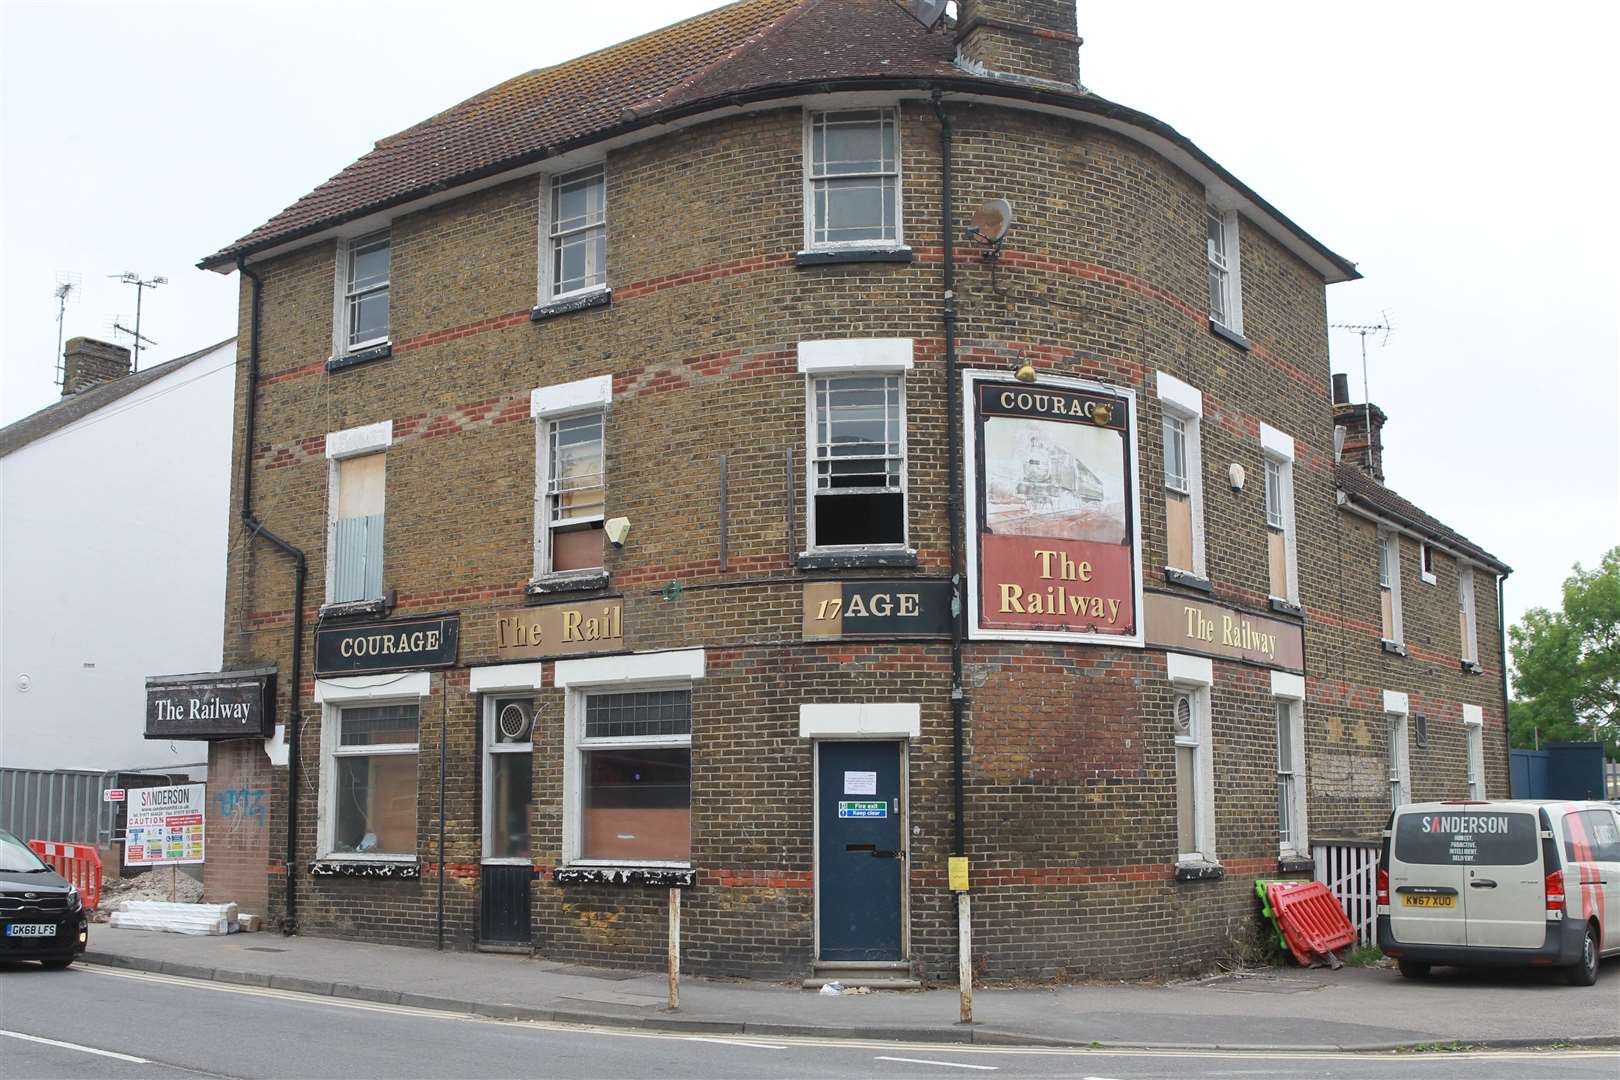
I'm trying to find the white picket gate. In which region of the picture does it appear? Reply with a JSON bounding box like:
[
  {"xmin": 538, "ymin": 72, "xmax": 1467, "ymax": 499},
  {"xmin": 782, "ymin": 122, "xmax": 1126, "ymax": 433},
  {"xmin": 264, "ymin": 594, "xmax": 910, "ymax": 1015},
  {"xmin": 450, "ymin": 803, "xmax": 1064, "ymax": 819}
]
[{"xmin": 1312, "ymin": 841, "xmax": 1381, "ymax": 946}]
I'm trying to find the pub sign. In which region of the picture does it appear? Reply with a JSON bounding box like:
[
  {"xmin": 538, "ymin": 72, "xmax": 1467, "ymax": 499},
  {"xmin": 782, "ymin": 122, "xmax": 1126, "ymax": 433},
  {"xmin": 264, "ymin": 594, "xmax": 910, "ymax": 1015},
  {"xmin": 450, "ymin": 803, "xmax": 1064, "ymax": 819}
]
[
  {"xmin": 146, "ymin": 668, "xmax": 275, "ymax": 739},
  {"xmin": 964, "ymin": 372, "xmax": 1143, "ymax": 645},
  {"xmin": 315, "ymin": 614, "xmax": 460, "ymax": 675}
]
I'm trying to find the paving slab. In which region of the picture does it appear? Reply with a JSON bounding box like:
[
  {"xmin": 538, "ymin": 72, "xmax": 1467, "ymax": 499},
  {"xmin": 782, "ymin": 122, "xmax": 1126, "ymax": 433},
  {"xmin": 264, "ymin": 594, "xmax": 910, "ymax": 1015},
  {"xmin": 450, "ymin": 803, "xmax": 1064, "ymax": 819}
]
[{"xmin": 78, "ymin": 924, "xmax": 1620, "ymax": 1051}]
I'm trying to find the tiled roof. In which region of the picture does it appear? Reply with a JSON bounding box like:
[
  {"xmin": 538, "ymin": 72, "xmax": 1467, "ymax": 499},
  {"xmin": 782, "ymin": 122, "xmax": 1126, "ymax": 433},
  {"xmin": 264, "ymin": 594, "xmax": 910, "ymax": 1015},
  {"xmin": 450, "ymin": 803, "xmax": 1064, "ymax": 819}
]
[
  {"xmin": 1335, "ymin": 463, "xmax": 1510, "ymax": 574},
  {"xmin": 0, "ymin": 339, "xmax": 235, "ymax": 459},
  {"xmin": 200, "ymin": 0, "xmax": 1356, "ymax": 280}
]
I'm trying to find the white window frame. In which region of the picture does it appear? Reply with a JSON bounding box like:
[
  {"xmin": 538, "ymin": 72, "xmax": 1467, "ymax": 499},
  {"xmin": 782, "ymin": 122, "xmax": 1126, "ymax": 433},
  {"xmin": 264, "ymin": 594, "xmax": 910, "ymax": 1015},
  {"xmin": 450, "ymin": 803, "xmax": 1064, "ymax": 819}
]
[
  {"xmin": 1168, "ymin": 653, "xmax": 1215, "ymax": 865},
  {"xmin": 1205, "ymin": 205, "xmax": 1243, "ymax": 334},
  {"xmin": 1271, "ymin": 671, "xmax": 1308, "ymax": 856},
  {"xmin": 538, "ymin": 163, "xmax": 608, "ymax": 303},
  {"xmin": 323, "ymin": 420, "xmax": 393, "ymax": 604},
  {"xmin": 1156, "ymin": 372, "xmax": 1206, "ymax": 578},
  {"xmin": 1463, "ymin": 704, "xmax": 1486, "ymax": 800},
  {"xmin": 313, "ymin": 672, "xmax": 432, "ymax": 863},
  {"xmin": 798, "ymin": 339, "xmax": 913, "ymax": 555},
  {"xmin": 472, "ymin": 663, "xmax": 544, "ymax": 865},
  {"xmin": 332, "ymin": 230, "xmax": 391, "ymax": 358},
  {"xmin": 802, "ymin": 107, "xmax": 904, "ymax": 252},
  {"xmin": 1458, "ymin": 564, "xmax": 1480, "ymax": 664},
  {"xmin": 1384, "ymin": 690, "xmax": 1411, "ymax": 809},
  {"xmin": 555, "ymin": 649, "xmax": 705, "ymax": 870},
  {"xmin": 1378, "ymin": 529, "xmax": 1404, "ymax": 645},
  {"xmin": 1419, "ymin": 543, "xmax": 1437, "ymax": 585},
  {"xmin": 1260, "ymin": 423, "xmax": 1298, "ymax": 604},
  {"xmin": 531, "ymin": 375, "xmax": 612, "ymax": 580}
]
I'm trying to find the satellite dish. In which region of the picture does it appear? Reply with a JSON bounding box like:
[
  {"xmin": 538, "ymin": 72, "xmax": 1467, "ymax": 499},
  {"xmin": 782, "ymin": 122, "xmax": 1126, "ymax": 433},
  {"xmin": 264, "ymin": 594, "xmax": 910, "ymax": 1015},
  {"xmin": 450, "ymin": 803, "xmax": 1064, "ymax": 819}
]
[
  {"xmin": 497, "ymin": 702, "xmax": 533, "ymax": 744},
  {"xmin": 897, "ymin": 0, "xmax": 949, "ymax": 29},
  {"xmin": 971, "ymin": 198, "xmax": 1013, "ymax": 243}
]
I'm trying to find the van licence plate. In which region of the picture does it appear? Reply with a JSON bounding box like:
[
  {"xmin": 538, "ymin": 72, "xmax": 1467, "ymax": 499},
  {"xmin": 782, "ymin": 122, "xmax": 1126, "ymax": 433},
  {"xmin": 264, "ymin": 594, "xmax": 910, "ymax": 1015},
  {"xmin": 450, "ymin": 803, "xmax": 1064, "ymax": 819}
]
[
  {"xmin": 5, "ymin": 923, "xmax": 55, "ymax": 937},
  {"xmin": 1401, "ymin": 894, "xmax": 1455, "ymax": 908}
]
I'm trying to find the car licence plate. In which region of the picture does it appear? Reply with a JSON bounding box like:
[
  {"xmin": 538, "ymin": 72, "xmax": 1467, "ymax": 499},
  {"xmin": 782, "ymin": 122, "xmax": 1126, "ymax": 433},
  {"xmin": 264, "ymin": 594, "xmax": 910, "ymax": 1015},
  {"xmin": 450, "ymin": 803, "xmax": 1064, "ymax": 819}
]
[
  {"xmin": 5, "ymin": 923, "xmax": 56, "ymax": 937},
  {"xmin": 1401, "ymin": 894, "xmax": 1456, "ymax": 908}
]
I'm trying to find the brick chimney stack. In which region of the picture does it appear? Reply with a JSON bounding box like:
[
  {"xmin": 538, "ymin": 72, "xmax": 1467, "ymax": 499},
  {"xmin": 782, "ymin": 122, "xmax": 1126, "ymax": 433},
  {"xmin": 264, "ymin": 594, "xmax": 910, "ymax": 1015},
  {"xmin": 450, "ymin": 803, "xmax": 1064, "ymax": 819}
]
[
  {"xmin": 955, "ymin": 0, "xmax": 1081, "ymax": 88},
  {"xmin": 1332, "ymin": 372, "xmax": 1387, "ymax": 482},
  {"xmin": 62, "ymin": 337, "xmax": 131, "ymax": 396}
]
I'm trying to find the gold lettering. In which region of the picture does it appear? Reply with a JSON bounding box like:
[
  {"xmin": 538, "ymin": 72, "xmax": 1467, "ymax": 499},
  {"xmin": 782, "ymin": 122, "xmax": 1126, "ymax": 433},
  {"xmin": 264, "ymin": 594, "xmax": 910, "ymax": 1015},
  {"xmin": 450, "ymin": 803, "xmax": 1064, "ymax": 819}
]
[
  {"xmin": 999, "ymin": 583, "xmax": 1025, "ymax": 613},
  {"xmin": 562, "ymin": 609, "xmax": 581, "ymax": 641},
  {"xmin": 898, "ymin": 593, "xmax": 919, "ymax": 617},
  {"xmin": 527, "ymin": 620, "xmax": 542, "ymax": 646},
  {"xmin": 608, "ymin": 603, "xmax": 621, "ymax": 640},
  {"xmin": 869, "ymin": 592, "xmax": 893, "ymax": 617},
  {"xmin": 1035, "ymin": 550, "xmax": 1058, "ymax": 579},
  {"xmin": 815, "ymin": 598, "xmax": 842, "ymax": 621},
  {"xmin": 1107, "ymin": 598, "xmax": 1121, "ymax": 623}
]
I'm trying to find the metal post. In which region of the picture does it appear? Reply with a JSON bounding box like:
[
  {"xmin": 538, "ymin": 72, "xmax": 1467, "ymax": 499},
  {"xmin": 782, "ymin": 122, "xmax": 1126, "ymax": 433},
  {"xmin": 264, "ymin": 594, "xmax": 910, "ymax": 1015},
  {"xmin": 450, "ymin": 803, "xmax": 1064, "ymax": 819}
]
[
  {"xmin": 436, "ymin": 682, "xmax": 447, "ymax": 950},
  {"xmin": 667, "ymin": 886, "xmax": 681, "ymax": 1010},
  {"xmin": 957, "ymin": 891, "xmax": 972, "ymax": 1024}
]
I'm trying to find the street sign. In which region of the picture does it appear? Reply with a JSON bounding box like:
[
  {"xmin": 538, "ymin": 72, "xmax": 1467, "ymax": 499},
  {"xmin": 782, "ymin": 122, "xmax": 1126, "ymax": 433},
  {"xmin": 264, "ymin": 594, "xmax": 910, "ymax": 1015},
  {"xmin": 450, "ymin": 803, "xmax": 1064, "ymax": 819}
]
[{"xmin": 103, "ymin": 788, "xmax": 126, "ymax": 803}]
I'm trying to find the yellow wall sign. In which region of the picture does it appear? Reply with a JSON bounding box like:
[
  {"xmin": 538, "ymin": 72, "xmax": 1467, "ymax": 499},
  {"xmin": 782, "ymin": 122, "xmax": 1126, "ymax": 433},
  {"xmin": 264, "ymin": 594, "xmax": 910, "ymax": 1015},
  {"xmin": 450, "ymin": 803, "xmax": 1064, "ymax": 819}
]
[{"xmin": 948, "ymin": 855, "xmax": 970, "ymax": 893}]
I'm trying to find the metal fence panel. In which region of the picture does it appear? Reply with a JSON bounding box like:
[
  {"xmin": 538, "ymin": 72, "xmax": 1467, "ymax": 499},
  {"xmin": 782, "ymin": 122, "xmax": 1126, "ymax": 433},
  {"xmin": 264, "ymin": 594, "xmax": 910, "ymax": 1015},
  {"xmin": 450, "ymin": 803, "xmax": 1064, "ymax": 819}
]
[{"xmin": 0, "ymin": 767, "xmax": 116, "ymax": 846}]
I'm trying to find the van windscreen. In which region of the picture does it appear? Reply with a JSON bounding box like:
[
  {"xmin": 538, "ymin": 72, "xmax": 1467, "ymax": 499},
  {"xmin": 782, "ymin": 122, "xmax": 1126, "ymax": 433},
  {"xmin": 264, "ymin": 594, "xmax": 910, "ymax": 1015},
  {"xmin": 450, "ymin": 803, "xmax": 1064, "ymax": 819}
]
[{"xmin": 1394, "ymin": 811, "xmax": 1538, "ymax": 866}]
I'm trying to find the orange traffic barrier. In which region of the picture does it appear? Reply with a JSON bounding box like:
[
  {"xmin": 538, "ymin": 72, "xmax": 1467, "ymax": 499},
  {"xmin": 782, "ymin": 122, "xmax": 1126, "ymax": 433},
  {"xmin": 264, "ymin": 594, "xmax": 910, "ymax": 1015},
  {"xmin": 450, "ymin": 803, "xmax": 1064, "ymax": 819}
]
[
  {"xmin": 1267, "ymin": 880, "xmax": 1356, "ymax": 967},
  {"xmin": 27, "ymin": 839, "xmax": 103, "ymax": 911}
]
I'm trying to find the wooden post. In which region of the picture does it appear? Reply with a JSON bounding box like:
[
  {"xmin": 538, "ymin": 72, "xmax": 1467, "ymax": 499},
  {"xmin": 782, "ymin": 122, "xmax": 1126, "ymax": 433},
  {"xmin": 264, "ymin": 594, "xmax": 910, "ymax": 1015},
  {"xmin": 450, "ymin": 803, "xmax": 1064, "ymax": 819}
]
[
  {"xmin": 667, "ymin": 886, "xmax": 681, "ymax": 1010},
  {"xmin": 957, "ymin": 891, "xmax": 972, "ymax": 1024}
]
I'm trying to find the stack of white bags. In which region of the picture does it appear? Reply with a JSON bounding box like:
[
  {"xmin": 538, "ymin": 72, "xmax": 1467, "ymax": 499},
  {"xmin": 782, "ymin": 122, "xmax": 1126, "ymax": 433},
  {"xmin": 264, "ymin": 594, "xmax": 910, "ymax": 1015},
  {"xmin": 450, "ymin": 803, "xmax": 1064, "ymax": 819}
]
[{"xmin": 109, "ymin": 900, "xmax": 239, "ymax": 935}]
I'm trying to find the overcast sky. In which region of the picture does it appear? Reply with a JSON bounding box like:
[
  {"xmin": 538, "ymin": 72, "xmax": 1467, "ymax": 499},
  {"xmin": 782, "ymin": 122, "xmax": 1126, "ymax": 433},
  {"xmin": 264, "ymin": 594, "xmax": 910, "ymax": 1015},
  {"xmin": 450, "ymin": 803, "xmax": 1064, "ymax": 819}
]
[{"xmin": 3, "ymin": 0, "xmax": 1615, "ymax": 645}]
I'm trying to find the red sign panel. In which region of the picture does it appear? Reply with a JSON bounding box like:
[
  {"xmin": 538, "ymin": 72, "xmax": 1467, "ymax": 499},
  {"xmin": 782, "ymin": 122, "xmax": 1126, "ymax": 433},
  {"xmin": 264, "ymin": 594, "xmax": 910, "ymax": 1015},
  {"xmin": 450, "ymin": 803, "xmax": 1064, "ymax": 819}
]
[
  {"xmin": 968, "ymin": 376, "xmax": 1140, "ymax": 642},
  {"xmin": 103, "ymin": 788, "xmax": 126, "ymax": 802}
]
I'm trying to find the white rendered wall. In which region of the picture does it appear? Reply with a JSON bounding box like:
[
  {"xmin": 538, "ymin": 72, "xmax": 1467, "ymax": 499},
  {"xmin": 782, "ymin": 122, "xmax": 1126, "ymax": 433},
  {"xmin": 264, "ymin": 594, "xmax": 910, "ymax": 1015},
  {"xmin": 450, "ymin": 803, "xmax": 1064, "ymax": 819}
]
[{"xmin": 1, "ymin": 342, "xmax": 235, "ymax": 772}]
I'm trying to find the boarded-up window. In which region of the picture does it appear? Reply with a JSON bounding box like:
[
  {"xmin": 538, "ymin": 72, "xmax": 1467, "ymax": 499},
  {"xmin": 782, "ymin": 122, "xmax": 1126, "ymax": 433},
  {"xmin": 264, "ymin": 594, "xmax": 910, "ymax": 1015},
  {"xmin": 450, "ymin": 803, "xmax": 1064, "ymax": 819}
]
[
  {"xmin": 1167, "ymin": 492, "xmax": 1194, "ymax": 572},
  {"xmin": 333, "ymin": 453, "xmax": 385, "ymax": 602}
]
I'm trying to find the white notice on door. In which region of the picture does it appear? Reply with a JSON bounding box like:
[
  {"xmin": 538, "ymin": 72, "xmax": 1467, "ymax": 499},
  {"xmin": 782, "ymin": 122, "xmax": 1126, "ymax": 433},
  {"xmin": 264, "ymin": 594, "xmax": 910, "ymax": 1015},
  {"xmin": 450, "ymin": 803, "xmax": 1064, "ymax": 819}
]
[{"xmin": 844, "ymin": 771, "xmax": 877, "ymax": 795}]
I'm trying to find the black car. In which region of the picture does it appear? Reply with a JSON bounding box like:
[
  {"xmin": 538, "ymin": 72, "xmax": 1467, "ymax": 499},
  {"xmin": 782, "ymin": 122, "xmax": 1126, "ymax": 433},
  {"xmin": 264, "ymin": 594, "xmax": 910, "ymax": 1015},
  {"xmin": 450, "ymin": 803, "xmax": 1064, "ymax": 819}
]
[{"xmin": 0, "ymin": 828, "xmax": 88, "ymax": 968}]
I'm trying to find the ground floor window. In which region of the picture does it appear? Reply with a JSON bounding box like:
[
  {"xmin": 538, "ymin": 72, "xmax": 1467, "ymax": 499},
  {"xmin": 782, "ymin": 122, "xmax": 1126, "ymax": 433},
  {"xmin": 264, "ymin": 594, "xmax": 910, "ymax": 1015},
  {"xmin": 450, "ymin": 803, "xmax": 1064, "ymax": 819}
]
[
  {"xmin": 1388, "ymin": 711, "xmax": 1410, "ymax": 808},
  {"xmin": 484, "ymin": 697, "xmax": 534, "ymax": 861},
  {"xmin": 327, "ymin": 702, "xmax": 419, "ymax": 856},
  {"xmin": 577, "ymin": 689, "xmax": 691, "ymax": 863}
]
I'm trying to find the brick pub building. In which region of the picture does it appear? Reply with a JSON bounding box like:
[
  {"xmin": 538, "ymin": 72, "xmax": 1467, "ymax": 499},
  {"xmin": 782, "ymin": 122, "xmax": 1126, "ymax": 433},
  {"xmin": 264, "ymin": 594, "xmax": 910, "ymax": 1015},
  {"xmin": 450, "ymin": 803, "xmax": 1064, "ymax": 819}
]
[{"xmin": 192, "ymin": 0, "xmax": 1512, "ymax": 980}]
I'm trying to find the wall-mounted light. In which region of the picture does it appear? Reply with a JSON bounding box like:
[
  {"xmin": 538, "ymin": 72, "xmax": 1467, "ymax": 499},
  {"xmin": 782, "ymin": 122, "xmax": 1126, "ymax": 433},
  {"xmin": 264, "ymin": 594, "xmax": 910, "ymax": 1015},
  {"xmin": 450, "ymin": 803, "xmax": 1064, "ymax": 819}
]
[
  {"xmin": 605, "ymin": 517, "xmax": 631, "ymax": 548},
  {"xmin": 1013, "ymin": 362, "xmax": 1037, "ymax": 383},
  {"xmin": 1228, "ymin": 463, "xmax": 1246, "ymax": 492}
]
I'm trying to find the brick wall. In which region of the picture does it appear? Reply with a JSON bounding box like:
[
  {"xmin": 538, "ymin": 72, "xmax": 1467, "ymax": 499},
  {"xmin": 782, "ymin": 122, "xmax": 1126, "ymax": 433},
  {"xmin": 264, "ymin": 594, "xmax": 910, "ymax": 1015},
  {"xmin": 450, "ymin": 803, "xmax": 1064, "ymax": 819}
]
[
  {"xmin": 219, "ymin": 97, "xmax": 1506, "ymax": 980},
  {"xmin": 203, "ymin": 739, "xmax": 273, "ymax": 918}
]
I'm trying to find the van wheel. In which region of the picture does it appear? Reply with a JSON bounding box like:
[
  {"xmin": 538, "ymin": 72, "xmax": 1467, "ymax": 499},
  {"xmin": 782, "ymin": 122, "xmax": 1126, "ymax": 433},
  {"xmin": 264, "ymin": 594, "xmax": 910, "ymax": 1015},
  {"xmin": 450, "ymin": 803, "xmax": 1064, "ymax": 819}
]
[
  {"xmin": 1567, "ymin": 924, "xmax": 1599, "ymax": 987},
  {"xmin": 40, "ymin": 956, "xmax": 74, "ymax": 970},
  {"xmin": 1396, "ymin": 958, "xmax": 1430, "ymax": 980}
]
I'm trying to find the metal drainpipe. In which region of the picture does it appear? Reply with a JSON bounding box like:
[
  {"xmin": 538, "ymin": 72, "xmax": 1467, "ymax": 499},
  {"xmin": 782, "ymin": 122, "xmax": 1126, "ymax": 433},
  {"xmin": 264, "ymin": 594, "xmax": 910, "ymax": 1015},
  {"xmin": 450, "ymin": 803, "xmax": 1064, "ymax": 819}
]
[
  {"xmin": 236, "ymin": 256, "xmax": 308, "ymax": 934},
  {"xmin": 932, "ymin": 88, "xmax": 967, "ymax": 859},
  {"xmin": 1497, "ymin": 573, "xmax": 1513, "ymax": 795}
]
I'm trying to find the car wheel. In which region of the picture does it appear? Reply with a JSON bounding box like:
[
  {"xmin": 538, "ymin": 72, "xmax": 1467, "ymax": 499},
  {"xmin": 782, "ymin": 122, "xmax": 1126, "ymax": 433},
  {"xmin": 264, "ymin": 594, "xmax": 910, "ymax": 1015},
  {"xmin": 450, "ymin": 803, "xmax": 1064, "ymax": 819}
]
[
  {"xmin": 1566, "ymin": 924, "xmax": 1599, "ymax": 987},
  {"xmin": 40, "ymin": 956, "xmax": 74, "ymax": 970},
  {"xmin": 1397, "ymin": 958, "xmax": 1431, "ymax": 980}
]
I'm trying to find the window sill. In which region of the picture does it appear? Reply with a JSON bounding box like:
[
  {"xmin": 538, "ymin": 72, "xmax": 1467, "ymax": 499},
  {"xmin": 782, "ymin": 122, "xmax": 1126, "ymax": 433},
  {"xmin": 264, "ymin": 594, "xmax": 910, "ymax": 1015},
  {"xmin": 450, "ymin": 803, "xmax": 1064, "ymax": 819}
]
[
  {"xmin": 1277, "ymin": 853, "xmax": 1314, "ymax": 874},
  {"xmin": 1379, "ymin": 639, "xmax": 1408, "ymax": 657},
  {"xmin": 1460, "ymin": 660, "xmax": 1484, "ymax": 675},
  {"xmin": 794, "ymin": 246, "xmax": 913, "ymax": 268},
  {"xmin": 310, "ymin": 858, "xmax": 420, "ymax": 879},
  {"xmin": 1419, "ymin": 572, "xmax": 1437, "ymax": 586},
  {"xmin": 326, "ymin": 342, "xmax": 392, "ymax": 373},
  {"xmin": 532, "ymin": 288, "xmax": 611, "ymax": 322},
  {"xmin": 797, "ymin": 549, "xmax": 918, "ymax": 571},
  {"xmin": 1208, "ymin": 319, "xmax": 1251, "ymax": 352},
  {"xmin": 553, "ymin": 865, "xmax": 695, "ymax": 887},
  {"xmin": 1163, "ymin": 568, "xmax": 1213, "ymax": 593},
  {"xmin": 526, "ymin": 569, "xmax": 610, "ymax": 596},
  {"xmin": 1173, "ymin": 859, "xmax": 1225, "ymax": 883},
  {"xmin": 319, "ymin": 596, "xmax": 391, "ymax": 621},
  {"xmin": 1268, "ymin": 597, "xmax": 1304, "ymax": 618}
]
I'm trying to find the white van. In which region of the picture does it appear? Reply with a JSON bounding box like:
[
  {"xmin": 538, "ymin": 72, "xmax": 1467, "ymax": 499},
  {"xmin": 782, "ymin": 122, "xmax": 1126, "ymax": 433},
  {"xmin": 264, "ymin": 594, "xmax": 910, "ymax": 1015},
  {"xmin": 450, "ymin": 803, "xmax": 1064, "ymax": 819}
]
[{"xmin": 1377, "ymin": 800, "xmax": 1620, "ymax": 986}]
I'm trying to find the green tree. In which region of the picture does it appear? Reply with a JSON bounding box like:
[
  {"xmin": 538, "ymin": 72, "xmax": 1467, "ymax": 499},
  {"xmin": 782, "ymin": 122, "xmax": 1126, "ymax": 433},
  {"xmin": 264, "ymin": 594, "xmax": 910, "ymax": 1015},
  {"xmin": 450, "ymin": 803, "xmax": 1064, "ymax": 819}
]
[{"xmin": 1508, "ymin": 547, "xmax": 1620, "ymax": 759}]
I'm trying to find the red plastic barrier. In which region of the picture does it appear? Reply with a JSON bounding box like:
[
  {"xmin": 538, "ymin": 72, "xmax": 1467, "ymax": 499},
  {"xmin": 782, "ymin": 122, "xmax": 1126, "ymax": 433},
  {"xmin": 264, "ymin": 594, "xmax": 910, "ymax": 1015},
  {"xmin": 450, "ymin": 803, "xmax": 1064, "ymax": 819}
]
[
  {"xmin": 1267, "ymin": 880, "xmax": 1355, "ymax": 966},
  {"xmin": 27, "ymin": 839, "xmax": 103, "ymax": 911}
]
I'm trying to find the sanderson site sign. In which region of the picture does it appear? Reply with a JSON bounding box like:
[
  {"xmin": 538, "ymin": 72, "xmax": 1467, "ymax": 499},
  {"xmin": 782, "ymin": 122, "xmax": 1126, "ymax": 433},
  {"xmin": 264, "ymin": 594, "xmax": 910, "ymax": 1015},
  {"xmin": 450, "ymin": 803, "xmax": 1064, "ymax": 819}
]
[{"xmin": 964, "ymin": 372, "xmax": 1142, "ymax": 645}]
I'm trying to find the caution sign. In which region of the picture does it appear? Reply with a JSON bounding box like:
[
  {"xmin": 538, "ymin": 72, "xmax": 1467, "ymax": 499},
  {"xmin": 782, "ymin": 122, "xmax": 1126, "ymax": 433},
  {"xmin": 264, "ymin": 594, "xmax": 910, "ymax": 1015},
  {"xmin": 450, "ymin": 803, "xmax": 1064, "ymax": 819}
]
[{"xmin": 124, "ymin": 783, "xmax": 206, "ymax": 867}]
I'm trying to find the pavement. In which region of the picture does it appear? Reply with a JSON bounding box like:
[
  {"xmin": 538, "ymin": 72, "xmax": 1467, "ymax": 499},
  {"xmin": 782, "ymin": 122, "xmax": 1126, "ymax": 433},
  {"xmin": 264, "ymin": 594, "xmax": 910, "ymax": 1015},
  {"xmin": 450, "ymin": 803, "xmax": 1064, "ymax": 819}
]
[{"xmin": 81, "ymin": 925, "xmax": 1620, "ymax": 1052}]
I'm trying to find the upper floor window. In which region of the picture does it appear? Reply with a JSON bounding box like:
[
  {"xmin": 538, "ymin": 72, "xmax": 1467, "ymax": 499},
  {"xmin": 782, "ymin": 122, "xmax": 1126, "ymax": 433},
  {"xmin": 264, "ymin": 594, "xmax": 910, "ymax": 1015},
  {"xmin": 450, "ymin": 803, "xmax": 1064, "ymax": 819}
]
[
  {"xmin": 531, "ymin": 375, "xmax": 612, "ymax": 580},
  {"xmin": 1168, "ymin": 653, "xmax": 1215, "ymax": 865},
  {"xmin": 342, "ymin": 230, "xmax": 390, "ymax": 353},
  {"xmin": 799, "ymin": 339, "xmax": 912, "ymax": 552},
  {"xmin": 1157, "ymin": 372, "xmax": 1205, "ymax": 580},
  {"xmin": 805, "ymin": 109, "xmax": 901, "ymax": 249},
  {"xmin": 1260, "ymin": 424, "xmax": 1297, "ymax": 605},
  {"xmin": 324, "ymin": 420, "xmax": 393, "ymax": 605},
  {"xmin": 1420, "ymin": 542, "xmax": 1437, "ymax": 584},
  {"xmin": 1378, "ymin": 529, "xmax": 1403, "ymax": 645},
  {"xmin": 546, "ymin": 165, "xmax": 607, "ymax": 299},
  {"xmin": 1458, "ymin": 564, "xmax": 1479, "ymax": 665},
  {"xmin": 1205, "ymin": 207, "xmax": 1243, "ymax": 334}
]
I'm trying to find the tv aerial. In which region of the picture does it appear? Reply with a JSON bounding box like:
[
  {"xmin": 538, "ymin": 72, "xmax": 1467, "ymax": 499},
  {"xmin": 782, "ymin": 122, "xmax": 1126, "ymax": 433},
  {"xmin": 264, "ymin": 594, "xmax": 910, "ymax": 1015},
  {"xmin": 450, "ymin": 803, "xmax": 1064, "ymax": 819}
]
[
  {"xmin": 52, "ymin": 271, "xmax": 82, "ymax": 387},
  {"xmin": 1329, "ymin": 312, "xmax": 1395, "ymax": 470},
  {"xmin": 896, "ymin": 0, "xmax": 949, "ymax": 29},
  {"xmin": 108, "ymin": 272, "xmax": 166, "ymax": 372}
]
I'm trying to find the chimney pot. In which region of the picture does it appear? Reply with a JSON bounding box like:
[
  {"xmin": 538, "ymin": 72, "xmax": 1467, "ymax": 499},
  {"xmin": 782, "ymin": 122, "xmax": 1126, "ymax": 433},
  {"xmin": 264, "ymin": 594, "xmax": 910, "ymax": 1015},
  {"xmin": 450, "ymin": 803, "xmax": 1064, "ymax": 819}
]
[
  {"xmin": 62, "ymin": 337, "xmax": 131, "ymax": 397},
  {"xmin": 955, "ymin": 0, "xmax": 1081, "ymax": 87},
  {"xmin": 1331, "ymin": 373, "xmax": 1350, "ymax": 404}
]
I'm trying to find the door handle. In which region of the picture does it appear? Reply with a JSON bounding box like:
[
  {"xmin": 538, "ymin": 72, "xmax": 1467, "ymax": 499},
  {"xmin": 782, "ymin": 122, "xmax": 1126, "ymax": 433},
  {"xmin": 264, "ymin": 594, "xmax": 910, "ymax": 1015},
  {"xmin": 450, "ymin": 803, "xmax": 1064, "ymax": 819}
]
[{"xmin": 1469, "ymin": 879, "xmax": 1498, "ymax": 889}]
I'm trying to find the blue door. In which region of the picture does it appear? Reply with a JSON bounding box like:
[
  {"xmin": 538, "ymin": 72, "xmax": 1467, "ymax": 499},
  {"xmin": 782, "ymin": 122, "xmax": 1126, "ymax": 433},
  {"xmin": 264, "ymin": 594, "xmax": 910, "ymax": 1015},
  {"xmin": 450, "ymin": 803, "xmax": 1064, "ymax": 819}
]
[{"xmin": 817, "ymin": 741, "xmax": 903, "ymax": 961}]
